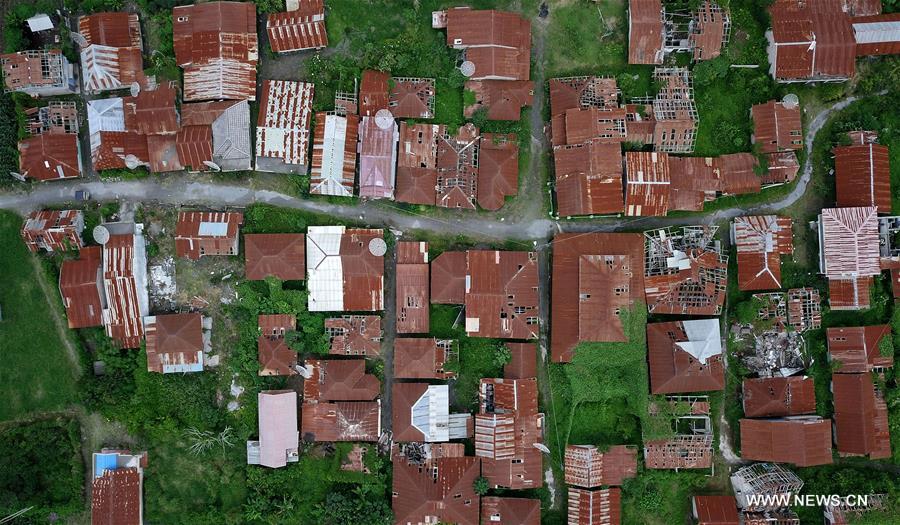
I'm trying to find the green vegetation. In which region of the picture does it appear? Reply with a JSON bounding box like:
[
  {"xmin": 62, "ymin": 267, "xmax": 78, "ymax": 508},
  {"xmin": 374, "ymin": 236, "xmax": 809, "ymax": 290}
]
[
  {"xmin": 792, "ymin": 465, "xmax": 900, "ymax": 522},
  {"xmin": 0, "ymin": 211, "xmax": 79, "ymax": 420},
  {"xmin": 473, "ymin": 476, "xmax": 490, "ymax": 496},
  {"xmin": 0, "ymin": 94, "xmax": 19, "ymax": 186},
  {"xmin": 620, "ymin": 469, "xmax": 711, "ymax": 525},
  {"xmin": 0, "ymin": 416, "xmax": 84, "ymax": 521}
]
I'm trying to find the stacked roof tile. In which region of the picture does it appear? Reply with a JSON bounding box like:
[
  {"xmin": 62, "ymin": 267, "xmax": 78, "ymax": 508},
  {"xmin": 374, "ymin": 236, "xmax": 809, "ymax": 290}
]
[
  {"xmin": 255, "ymin": 80, "xmax": 314, "ymax": 173},
  {"xmin": 733, "ymin": 216, "xmax": 794, "ymax": 291},
  {"xmin": 267, "ymin": 0, "xmax": 327, "ymax": 53},
  {"xmin": 174, "ymin": 211, "xmax": 243, "ymax": 260},
  {"xmin": 306, "ymin": 226, "xmax": 384, "ymax": 312}
]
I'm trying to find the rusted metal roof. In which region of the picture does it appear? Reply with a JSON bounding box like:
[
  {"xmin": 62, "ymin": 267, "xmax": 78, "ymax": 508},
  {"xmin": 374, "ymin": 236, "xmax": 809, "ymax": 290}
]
[
  {"xmin": 431, "ymin": 250, "xmax": 467, "ymax": 304},
  {"xmin": 739, "ymin": 417, "xmax": 833, "ymax": 466},
  {"xmin": 465, "ymin": 250, "xmax": 539, "ymax": 340},
  {"xmin": 768, "ymin": 0, "xmax": 856, "ymax": 81},
  {"xmin": 826, "ymin": 325, "xmax": 893, "ymax": 372},
  {"xmin": 396, "ymin": 122, "xmax": 442, "ymax": 205},
  {"xmin": 644, "ymin": 227, "xmax": 728, "ymax": 315},
  {"xmin": 259, "ymin": 314, "xmax": 296, "ymax": 336},
  {"xmin": 394, "ymin": 338, "xmax": 455, "ymax": 379},
  {"xmin": 123, "ymin": 82, "xmax": 179, "ymax": 136},
  {"xmin": 568, "ymin": 487, "xmax": 621, "ymax": 525},
  {"xmin": 690, "ymin": 2, "xmax": 728, "ymax": 60},
  {"xmin": 832, "ymin": 373, "xmax": 892, "ymax": 459},
  {"xmin": 78, "ymin": 12, "xmax": 142, "ymax": 48},
  {"xmin": 326, "ymin": 315, "xmax": 382, "ymax": 356},
  {"xmin": 693, "ymin": 495, "xmax": 740, "ymax": 525},
  {"xmin": 80, "ymin": 45, "xmax": 144, "ymax": 93},
  {"xmin": 436, "ymin": 124, "xmax": 480, "ymax": 209},
  {"xmin": 752, "ymin": 100, "xmax": 803, "ymax": 154},
  {"xmin": 302, "ymin": 359, "xmax": 380, "ymax": 402},
  {"xmin": 144, "ymin": 313, "xmax": 203, "ymax": 374},
  {"xmin": 733, "ymin": 215, "xmax": 794, "ymax": 291},
  {"xmin": 93, "ymin": 131, "xmax": 150, "ymax": 171},
  {"xmin": 742, "ymin": 376, "xmax": 816, "ymax": 418},
  {"xmin": 172, "ymin": 2, "xmax": 258, "ymax": 101},
  {"xmin": 550, "ymin": 233, "xmax": 645, "ymax": 363},
  {"xmin": 358, "ymin": 116, "xmax": 398, "ymax": 200},
  {"xmin": 818, "ymin": 207, "xmax": 881, "ymax": 294},
  {"xmin": 244, "ymin": 233, "xmax": 306, "ymax": 281},
  {"xmin": 648, "ymin": 319, "xmax": 725, "ymax": 394},
  {"xmin": 844, "ymin": 0, "xmax": 883, "ymax": 16},
  {"xmin": 644, "ymin": 434, "xmax": 713, "ymax": 469},
  {"xmin": 564, "ymin": 445, "xmax": 637, "ymax": 488},
  {"xmin": 266, "ymin": 0, "xmax": 327, "ymax": 53},
  {"xmin": 258, "ymin": 335, "xmax": 297, "ymax": 376},
  {"xmin": 175, "ymin": 125, "xmax": 213, "ymax": 170},
  {"xmin": 397, "ymin": 242, "xmax": 430, "ymax": 334},
  {"xmin": 481, "ymin": 497, "xmax": 540, "ymax": 525},
  {"xmin": 59, "ymin": 246, "xmax": 103, "ymax": 329},
  {"xmin": 629, "ymin": 0, "xmax": 665, "ymax": 64},
  {"xmin": 397, "ymin": 240, "xmax": 428, "ymax": 264},
  {"xmin": 256, "ymin": 80, "xmax": 314, "ymax": 171},
  {"xmin": 91, "ymin": 467, "xmax": 142, "ymax": 525},
  {"xmin": 255, "ymin": 390, "xmax": 299, "ymax": 467},
  {"xmin": 306, "ymin": 226, "xmax": 384, "ymax": 312},
  {"xmin": 174, "ymin": 211, "xmax": 243, "ymax": 260},
  {"xmin": 390, "ymin": 77, "xmax": 435, "ymax": 119},
  {"xmin": 852, "ymin": 13, "xmax": 900, "ymax": 56},
  {"xmin": 443, "ymin": 8, "xmax": 531, "ymax": 81},
  {"xmin": 392, "ymin": 382, "xmax": 473, "ymax": 442},
  {"xmin": 463, "ymin": 80, "xmax": 533, "ymax": 121},
  {"xmin": 477, "ymin": 133, "xmax": 518, "ymax": 211},
  {"xmin": 563, "ymin": 107, "xmax": 628, "ymax": 145},
  {"xmin": 22, "ymin": 209, "xmax": 84, "ymax": 253},
  {"xmin": 763, "ymin": 151, "xmax": 800, "ymax": 185},
  {"xmin": 834, "ymin": 142, "xmax": 891, "ymax": 212},
  {"xmin": 392, "ymin": 451, "xmax": 481, "ymax": 525},
  {"xmin": 549, "ymin": 76, "xmax": 619, "ymax": 147},
  {"xmin": 102, "ymin": 227, "xmax": 148, "ymax": 349},
  {"xmin": 504, "ymin": 342, "xmax": 536, "ymax": 380},
  {"xmin": 310, "ymin": 113, "xmax": 359, "ymax": 196},
  {"xmin": 18, "ymin": 133, "xmax": 80, "ymax": 181},
  {"xmin": 301, "ymin": 401, "xmax": 381, "ymax": 441},
  {"xmin": 359, "ymin": 70, "xmax": 389, "ymax": 116},
  {"xmin": 624, "ymin": 151, "xmax": 670, "ymax": 216},
  {"xmin": 554, "ymin": 140, "xmax": 624, "ymax": 217}
]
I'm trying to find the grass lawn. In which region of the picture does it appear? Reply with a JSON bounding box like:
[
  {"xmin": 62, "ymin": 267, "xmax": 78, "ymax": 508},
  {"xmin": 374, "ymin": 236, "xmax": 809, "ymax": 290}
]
[{"xmin": 0, "ymin": 210, "xmax": 79, "ymax": 421}]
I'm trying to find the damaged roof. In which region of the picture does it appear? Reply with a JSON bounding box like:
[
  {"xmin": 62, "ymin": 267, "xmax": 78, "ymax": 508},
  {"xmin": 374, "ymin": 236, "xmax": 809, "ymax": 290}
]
[
  {"xmin": 733, "ymin": 215, "xmax": 794, "ymax": 291},
  {"xmin": 143, "ymin": 313, "xmax": 204, "ymax": 374},
  {"xmin": 267, "ymin": 0, "xmax": 327, "ymax": 53},
  {"xmin": 826, "ymin": 325, "xmax": 894, "ymax": 372},
  {"xmin": 564, "ymin": 444, "xmax": 638, "ymax": 488},
  {"xmin": 302, "ymin": 359, "xmax": 380, "ymax": 402},
  {"xmin": 394, "ymin": 338, "xmax": 455, "ymax": 380},
  {"xmin": 554, "ymin": 139, "xmax": 624, "ymax": 217},
  {"xmin": 326, "ymin": 315, "xmax": 382, "ymax": 356},
  {"xmin": 464, "ymin": 250, "xmax": 540, "ymax": 340},
  {"xmin": 648, "ymin": 319, "xmax": 725, "ymax": 394}
]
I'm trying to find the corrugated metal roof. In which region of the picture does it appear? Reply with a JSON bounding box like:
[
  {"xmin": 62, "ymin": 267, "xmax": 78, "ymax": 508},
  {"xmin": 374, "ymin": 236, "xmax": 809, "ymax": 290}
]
[
  {"xmin": 91, "ymin": 467, "xmax": 142, "ymax": 524},
  {"xmin": 444, "ymin": 8, "xmax": 531, "ymax": 81},
  {"xmin": 358, "ymin": 116, "xmax": 399, "ymax": 200},
  {"xmin": 853, "ymin": 13, "xmax": 900, "ymax": 56},
  {"xmin": 80, "ymin": 45, "xmax": 144, "ymax": 93},
  {"xmin": 504, "ymin": 342, "xmax": 536, "ymax": 380},
  {"xmin": 396, "ymin": 257, "xmax": 430, "ymax": 334},
  {"xmin": 826, "ymin": 325, "xmax": 893, "ymax": 372},
  {"xmin": 477, "ymin": 133, "xmax": 518, "ymax": 211},
  {"xmin": 563, "ymin": 107, "xmax": 627, "ymax": 145},
  {"xmin": 78, "ymin": 12, "xmax": 142, "ymax": 48},
  {"xmin": 59, "ymin": 246, "xmax": 103, "ymax": 329},
  {"xmin": 739, "ymin": 418, "xmax": 834, "ymax": 466},
  {"xmin": 143, "ymin": 313, "xmax": 204, "ymax": 374},
  {"xmin": 568, "ymin": 487, "xmax": 621, "ymax": 525},
  {"xmin": 123, "ymin": 82, "xmax": 179, "ymax": 136},
  {"xmin": 690, "ymin": 2, "xmax": 728, "ymax": 60},
  {"xmin": 392, "ymin": 451, "xmax": 481, "ymax": 525},
  {"xmin": 465, "ymin": 250, "xmax": 540, "ymax": 340},
  {"xmin": 629, "ymin": 0, "xmax": 664, "ymax": 64},
  {"xmin": 310, "ymin": 113, "xmax": 359, "ymax": 196},
  {"xmin": 693, "ymin": 495, "xmax": 740, "ymax": 525},
  {"xmin": 832, "ymin": 373, "xmax": 892, "ymax": 459},
  {"xmin": 302, "ymin": 358, "xmax": 380, "ymax": 402},
  {"xmin": 752, "ymin": 100, "xmax": 803, "ymax": 154},
  {"xmin": 102, "ymin": 225, "xmax": 149, "ymax": 349},
  {"xmin": 734, "ymin": 215, "xmax": 794, "ymax": 291},
  {"xmin": 480, "ymin": 497, "xmax": 540, "ymax": 525},
  {"xmin": 648, "ymin": 319, "xmax": 725, "ymax": 394},
  {"xmin": 742, "ymin": 376, "xmax": 816, "ymax": 417},
  {"xmin": 819, "ymin": 207, "xmax": 881, "ymax": 280},
  {"xmin": 768, "ymin": 0, "xmax": 856, "ymax": 80},
  {"xmin": 396, "ymin": 122, "xmax": 442, "ymax": 205},
  {"xmin": 18, "ymin": 133, "xmax": 80, "ymax": 181},
  {"xmin": 554, "ymin": 139, "xmax": 624, "ymax": 217},
  {"xmin": 255, "ymin": 80, "xmax": 314, "ymax": 170},
  {"xmin": 431, "ymin": 250, "xmax": 467, "ymax": 304},
  {"xmin": 436, "ymin": 124, "xmax": 480, "ymax": 209},
  {"xmin": 258, "ymin": 335, "xmax": 297, "ymax": 376},
  {"xmin": 174, "ymin": 211, "xmax": 243, "ymax": 260},
  {"xmin": 306, "ymin": 226, "xmax": 384, "ymax": 312},
  {"xmin": 392, "ymin": 383, "xmax": 472, "ymax": 442},
  {"xmin": 267, "ymin": 1, "xmax": 327, "ymax": 53},
  {"xmin": 256, "ymin": 390, "xmax": 299, "ymax": 468},
  {"xmin": 834, "ymin": 142, "xmax": 891, "ymax": 212},
  {"xmin": 390, "ymin": 77, "xmax": 435, "ymax": 119},
  {"xmin": 358, "ymin": 70, "xmax": 389, "ymax": 117},
  {"xmin": 244, "ymin": 233, "xmax": 306, "ymax": 281},
  {"xmin": 565, "ymin": 445, "xmax": 637, "ymax": 488},
  {"xmin": 624, "ymin": 151, "xmax": 670, "ymax": 216},
  {"xmin": 326, "ymin": 315, "xmax": 382, "ymax": 356},
  {"xmin": 763, "ymin": 151, "xmax": 800, "ymax": 185},
  {"xmin": 301, "ymin": 401, "xmax": 381, "ymax": 441},
  {"xmin": 463, "ymin": 80, "xmax": 532, "ymax": 121},
  {"xmin": 22, "ymin": 209, "xmax": 84, "ymax": 253},
  {"xmin": 394, "ymin": 338, "xmax": 455, "ymax": 379}
]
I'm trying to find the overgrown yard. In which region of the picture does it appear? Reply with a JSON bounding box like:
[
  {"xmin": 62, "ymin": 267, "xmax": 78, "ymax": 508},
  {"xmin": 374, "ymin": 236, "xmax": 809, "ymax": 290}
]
[{"xmin": 0, "ymin": 210, "xmax": 79, "ymax": 421}]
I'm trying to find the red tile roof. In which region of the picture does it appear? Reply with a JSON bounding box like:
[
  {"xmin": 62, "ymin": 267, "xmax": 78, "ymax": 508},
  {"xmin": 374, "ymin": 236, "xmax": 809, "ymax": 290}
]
[
  {"xmin": 244, "ymin": 233, "xmax": 306, "ymax": 281},
  {"xmin": 18, "ymin": 133, "xmax": 80, "ymax": 181},
  {"xmin": 430, "ymin": 251, "xmax": 467, "ymax": 304},
  {"xmin": 443, "ymin": 8, "xmax": 531, "ymax": 81},
  {"xmin": 267, "ymin": 0, "xmax": 327, "ymax": 53},
  {"xmin": 568, "ymin": 487, "xmax": 621, "ymax": 525},
  {"xmin": 326, "ymin": 315, "xmax": 382, "ymax": 356},
  {"xmin": 647, "ymin": 319, "xmax": 725, "ymax": 394},
  {"xmin": 564, "ymin": 445, "xmax": 638, "ymax": 488},
  {"xmin": 734, "ymin": 215, "xmax": 794, "ymax": 291},
  {"xmin": 144, "ymin": 313, "xmax": 204, "ymax": 373},
  {"xmin": 768, "ymin": 0, "xmax": 856, "ymax": 80},
  {"xmin": 629, "ymin": 0, "xmax": 665, "ymax": 64},
  {"xmin": 550, "ymin": 233, "xmax": 645, "ymax": 363},
  {"xmin": 59, "ymin": 246, "xmax": 103, "ymax": 329},
  {"xmin": 740, "ymin": 418, "xmax": 834, "ymax": 466},
  {"xmin": 832, "ymin": 373, "xmax": 892, "ymax": 459},
  {"xmin": 693, "ymin": 495, "xmax": 740, "ymax": 525},
  {"xmin": 392, "ymin": 451, "xmax": 481, "ymax": 525},
  {"xmin": 477, "ymin": 133, "xmax": 519, "ymax": 211},
  {"xmin": 834, "ymin": 142, "xmax": 891, "ymax": 212},
  {"xmin": 826, "ymin": 325, "xmax": 893, "ymax": 372},
  {"xmin": 463, "ymin": 80, "xmax": 533, "ymax": 121},
  {"xmin": 258, "ymin": 335, "xmax": 297, "ymax": 376},
  {"xmin": 174, "ymin": 211, "xmax": 243, "ymax": 260},
  {"xmin": 481, "ymin": 497, "xmax": 540, "ymax": 525},
  {"xmin": 742, "ymin": 376, "xmax": 817, "ymax": 418},
  {"xmin": 394, "ymin": 338, "xmax": 456, "ymax": 379},
  {"xmin": 465, "ymin": 250, "xmax": 539, "ymax": 340},
  {"xmin": 554, "ymin": 140, "xmax": 624, "ymax": 217},
  {"xmin": 752, "ymin": 100, "xmax": 803, "ymax": 154}
]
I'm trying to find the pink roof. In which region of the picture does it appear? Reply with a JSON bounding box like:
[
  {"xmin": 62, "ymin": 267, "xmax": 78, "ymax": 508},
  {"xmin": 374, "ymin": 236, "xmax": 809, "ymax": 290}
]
[
  {"xmin": 257, "ymin": 390, "xmax": 299, "ymax": 468},
  {"xmin": 358, "ymin": 116, "xmax": 398, "ymax": 199}
]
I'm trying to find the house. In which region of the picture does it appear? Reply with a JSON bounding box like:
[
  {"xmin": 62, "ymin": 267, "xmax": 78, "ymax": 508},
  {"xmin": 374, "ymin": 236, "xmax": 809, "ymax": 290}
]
[
  {"xmin": 751, "ymin": 100, "xmax": 802, "ymax": 154},
  {"xmin": 59, "ymin": 246, "xmax": 104, "ymax": 329},
  {"xmin": 174, "ymin": 211, "xmax": 244, "ymax": 260},
  {"xmin": 647, "ymin": 319, "xmax": 725, "ymax": 394},
  {"xmin": 628, "ymin": 0, "xmax": 665, "ymax": 64},
  {"xmin": 742, "ymin": 376, "xmax": 816, "ymax": 418},
  {"xmin": 396, "ymin": 241, "xmax": 429, "ymax": 333},
  {"xmin": 824, "ymin": 494, "xmax": 888, "ymax": 525},
  {"xmin": 430, "ymin": 250, "xmax": 467, "ymax": 304},
  {"xmin": 436, "ymin": 124, "xmax": 480, "ymax": 209},
  {"xmin": 173, "ymin": 1, "xmax": 257, "ymax": 101},
  {"xmin": 266, "ymin": 0, "xmax": 327, "ymax": 53},
  {"xmin": 326, "ymin": 315, "xmax": 382, "ymax": 356},
  {"xmin": 826, "ymin": 325, "xmax": 893, "ymax": 372},
  {"xmin": 99, "ymin": 222, "xmax": 149, "ymax": 349},
  {"xmin": 430, "ymin": 250, "xmax": 539, "ymax": 339},
  {"xmin": 357, "ymin": 115, "xmax": 398, "ymax": 199},
  {"xmin": 564, "ymin": 445, "xmax": 638, "ymax": 488},
  {"xmin": 832, "ymin": 373, "xmax": 891, "ymax": 459},
  {"xmin": 817, "ymin": 207, "xmax": 881, "ymax": 310},
  {"xmin": 730, "ymin": 462, "xmax": 804, "ymax": 511},
  {"xmin": 178, "ymin": 100, "xmax": 252, "ymax": 171},
  {"xmin": 732, "ymin": 216, "xmax": 794, "ymax": 291},
  {"xmin": 395, "ymin": 122, "xmax": 442, "ymax": 205},
  {"xmin": 126, "ymin": 82, "xmax": 182, "ymax": 173},
  {"xmin": 739, "ymin": 417, "xmax": 833, "ymax": 466},
  {"xmin": 504, "ymin": 342, "xmax": 536, "ymax": 379},
  {"xmin": 549, "ymin": 76, "xmax": 620, "ymax": 147},
  {"xmin": 244, "ymin": 234, "xmax": 306, "ymax": 281},
  {"xmin": 851, "ymin": 13, "xmax": 900, "ymax": 56},
  {"xmin": 762, "ymin": 151, "xmax": 800, "ymax": 185},
  {"xmin": 481, "ymin": 497, "xmax": 540, "ymax": 525},
  {"xmin": 25, "ymin": 100, "xmax": 78, "ymax": 135},
  {"xmin": 309, "ymin": 112, "xmax": 359, "ymax": 196},
  {"xmin": 463, "ymin": 80, "xmax": 533, "ymax": 121},
  {"xmin": 389, "ymin": 77, "xmax": 436, "ymax": 119},
  {"xmin": 247, "ymin": 390, "xmax": 299, "ymax": 468},
  {"xmin": 301, "ymin": 359, "xmax": 380, "ymax": 402},
  {"xmin": 392, "ymin": 444, "xmax": 481, "ymax": 525},
  {"xmin": 644, "ymin": 226, "xmax": 728, "ymax": 315},
  {"xmin": 255, "ymin": 80, "xmax": 314, "ymax": 174},
  {"xmin": 392, "ymin": 383, "xmax": 472, "ymax": 442},
  {"xmin": 143, "ymin": 313, "xmax": 206, "ymax": 373},
  {"xmin": 306, "ymin": 226, "xmax": 384, "ymax": 312},
  {"xmin": 833, "ymin": 131, "xmax": 891, "ymax": 212},
  {"xmin": 258, "ymin": 314, "xmax": 297, "ymax": 376},
  {"xmin": 554, "ymin": 140, "xmax": 624, "ymax": 217},
  {"xmin": 624, "ymin": 151, "xmax": 670, "ymax": 216},
  {"xmin": 77, "ymin": 12, "xmax": 144, "ymax": 94},
  {"xmin": 644, "ymin": 434, "xmax": 713, "ymax": 469},
  {"xmin": 87, "ymin": 97, "xmax": 149, "ymax": 172},
  {"xmin": 21, "ymin": 209, "xmax": 84, "ymax": 252},
  {"xmin": 434, "ymin": 8, "xmax": 531, "ymax": 81},
  {"xmin": 476, "ymin": 377, "xmax": 544, "ymax": 489},
  {"xmin": 667, "ymin": 154, "xmax": 761, "ymax": 212},
  {"xmin": 17, "ymin": 133, "xmax": 81, "ymax": 181},
  {"xmin": 649, "ymin": 68, "xmax": 698, "ymax": 153},
  {"xmin": 477, "ymin": 133, "xmax": 519, "ymax": 211},
  {"xmin": 550, "ymin": 233, "xmax": 645, "ymax": 363},
  {"xmin": 300, "ymin": 358, "xmax": 381, "ymax": 442},
  {"xmin": 91, "ymin": 449, "xmax": 147, "ymax": 525},
  {"xmin": 0, "ymin": 49, "xmax": 77, "ymax": 96},
  {"xmin": 358, "ymin": 69, "xmax": 389, "ymax": 116},
  {"xmin": 568, "ymin": 487, "xmax": 621, "ymax": 525},
  {"xmin": 394, "ymin": 338, "xmax": 456, "ymax": 379},
  {"xmin": 692, "ymin": 496, "xmax": 740, "ymax": 525},
  {"xmin": 691, "ymin": 2, "xmax": 730, "ymax": 60}
]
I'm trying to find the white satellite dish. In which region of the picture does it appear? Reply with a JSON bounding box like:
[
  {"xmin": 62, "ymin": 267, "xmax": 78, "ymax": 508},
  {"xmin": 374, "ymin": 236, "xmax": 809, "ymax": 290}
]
[
  {"xmin": 374, "ymin": 109, "xmax": 394, "ymax": 130},
  {"xmin": 70, "ymin": 32, "xmax": 88, "ymax": 48},
  {"xmin": 93, "ymin": 225, "xmax": 110, "ymax": 244},
  {"xmin": 368, "ymin": 237, "xmax": 387, "ymax": 257},
  {"xmin": 130, "ymin": 82, "xmax": 141, "ymax": 97},
  {"xmin": 295, "ymin": 365, "xmax": 312, "ymax": 379},
  {"xmin": 122, "ymin": 154, "xmax": 146, "ymax": 169},
  {"xmin": 533, "ymin": 443, "xmax": 551, "ymax": 454},
  {"xmin": 9, "ymin": 171, "xmax": 26, "ymax": 182},
  {"xmin": 782, "ymin": 93, "xmax": 799, "ymax": 109},
  {"xmin": 203, "ymin": 161, "xmax": 221, "ymax": 171},
  {"xmin": 459, "ymin": 61, "xmax": 475, "ymax": 77}
]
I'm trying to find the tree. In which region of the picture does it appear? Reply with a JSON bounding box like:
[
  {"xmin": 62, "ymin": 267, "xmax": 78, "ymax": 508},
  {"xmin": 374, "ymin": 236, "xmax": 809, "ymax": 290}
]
[
  {"xmin": 493, "ymin": 345, "xmax": 512, "ymax": 368},
  {"xmin": 312, "ymin": 484, "xmax": 392, "ymax": 525},
  {"xmin": 472, "ymin": 476, "xmax": 489, "ymax": 496}
]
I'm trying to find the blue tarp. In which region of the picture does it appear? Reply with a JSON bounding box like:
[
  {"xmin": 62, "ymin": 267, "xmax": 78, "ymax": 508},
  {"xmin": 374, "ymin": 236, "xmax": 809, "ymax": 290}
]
[{"xmin": 94, "ymin": 453, "xmax": 117, "ymax": 478}]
